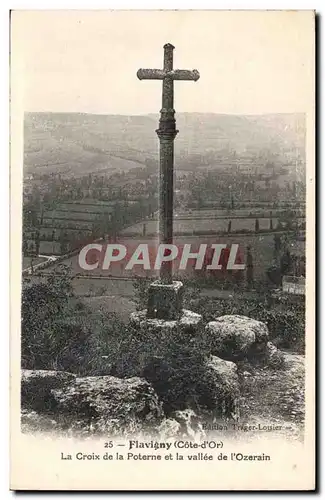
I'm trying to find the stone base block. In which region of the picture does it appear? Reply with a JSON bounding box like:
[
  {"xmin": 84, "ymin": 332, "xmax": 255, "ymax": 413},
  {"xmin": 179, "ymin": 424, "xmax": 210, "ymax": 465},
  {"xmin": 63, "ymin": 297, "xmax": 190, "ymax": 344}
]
[
  {"xmin": 130, "ymin": 308, "xmax": 203, "ymax": 337},
  {"xmin": 147, "ymin": 280, "xmax": 184, "ymax": 320}
]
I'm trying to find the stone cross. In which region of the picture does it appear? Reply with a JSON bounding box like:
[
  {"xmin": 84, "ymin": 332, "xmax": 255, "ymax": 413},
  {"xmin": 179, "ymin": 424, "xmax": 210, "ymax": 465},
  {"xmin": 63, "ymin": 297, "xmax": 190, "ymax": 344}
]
[{"xmin": 137, "ymin": 43, "xmax": 200, "ymax": 284}]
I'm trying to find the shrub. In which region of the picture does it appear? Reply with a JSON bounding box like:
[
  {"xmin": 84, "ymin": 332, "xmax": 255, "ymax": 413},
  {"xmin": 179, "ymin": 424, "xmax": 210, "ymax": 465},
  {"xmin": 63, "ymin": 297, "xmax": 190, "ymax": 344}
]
[
  {"xmin": 104, "ymin": 319, "xmax": 219, "ymax": 416},
  {"xmin": 21, "ymin": 266, "xmax": 108, "ymax": 372}
]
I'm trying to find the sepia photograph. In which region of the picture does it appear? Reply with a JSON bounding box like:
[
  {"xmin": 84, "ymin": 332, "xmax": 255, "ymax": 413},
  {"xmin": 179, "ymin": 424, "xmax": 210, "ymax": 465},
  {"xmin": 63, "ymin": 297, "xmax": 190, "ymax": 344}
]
[{"xmin": 10, "ymin": 9, "xmax": 315, "ymax": 490}]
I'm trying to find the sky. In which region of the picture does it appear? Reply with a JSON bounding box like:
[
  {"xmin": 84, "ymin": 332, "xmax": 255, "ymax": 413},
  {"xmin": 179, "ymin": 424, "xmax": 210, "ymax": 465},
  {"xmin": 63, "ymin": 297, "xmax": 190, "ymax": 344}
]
[{"xmin": 11, "ymin": 10, "xmax": 314, "ymax": 115}]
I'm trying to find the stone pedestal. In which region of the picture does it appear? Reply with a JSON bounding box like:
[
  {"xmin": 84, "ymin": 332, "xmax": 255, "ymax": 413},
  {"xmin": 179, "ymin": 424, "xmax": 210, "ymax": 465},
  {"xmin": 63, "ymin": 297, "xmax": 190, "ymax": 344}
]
[
  {"xmin": 130, "ymin": 307, "xmax": 204, "ymax": 417},
  {"xmin": 147, "ymin": 280, "xmax": 184, "ymax": 320},
  {"xmin": 131, "ymin": 308, "xmax": 203, "ymax": 338},
  {"xmin": 136, "ymin": 278, "xmax": 202, "ymax": 336},
  {"xmin": 131, "ymin": 278, "xmax": 203, "ymax": 392}
]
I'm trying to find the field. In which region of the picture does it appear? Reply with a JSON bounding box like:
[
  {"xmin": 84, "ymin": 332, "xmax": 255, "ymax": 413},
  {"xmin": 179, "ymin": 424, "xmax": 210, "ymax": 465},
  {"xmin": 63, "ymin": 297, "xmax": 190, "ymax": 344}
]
[
  {"xmin": 35, "ymin": 204, "xmax": 303, "ymax": 243},
  {"xmin": 25, "ymin": 199, "xmax": 121, "ymax": 255},
  {"xmin": 170, "ymin": 207, "xmax": 305, "ymax": 218},
  {"xmin": 121, "ymin": 217, "xmax": 279, "ymax": 236},
  {"xmin": 42, "ymin": 200, "xmax": 116, "ymax": 225}
]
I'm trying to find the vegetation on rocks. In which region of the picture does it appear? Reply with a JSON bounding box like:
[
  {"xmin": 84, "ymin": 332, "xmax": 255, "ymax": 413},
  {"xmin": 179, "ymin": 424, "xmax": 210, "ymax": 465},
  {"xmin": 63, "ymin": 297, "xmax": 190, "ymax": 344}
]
[{"xmin": 21, "ymin": 271, "xmax": 305, "ymax": 437}]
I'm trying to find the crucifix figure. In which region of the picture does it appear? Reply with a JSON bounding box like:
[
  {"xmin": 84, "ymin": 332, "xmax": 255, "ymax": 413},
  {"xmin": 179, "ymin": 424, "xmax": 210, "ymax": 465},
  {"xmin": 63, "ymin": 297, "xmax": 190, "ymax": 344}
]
[{"xmin": 137, "ymin": 43, "xmax": 200, "ymax": 285}]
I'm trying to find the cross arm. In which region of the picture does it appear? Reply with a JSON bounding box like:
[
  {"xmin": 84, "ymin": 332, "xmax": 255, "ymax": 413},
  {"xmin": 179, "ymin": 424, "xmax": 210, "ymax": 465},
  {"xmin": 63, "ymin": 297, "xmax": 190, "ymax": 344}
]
[
  {"xmin": 170, "ymin": 69, "xmax": 200, "ymax": 81},
  {"xmin": 137, "ymin": 69, "xmax": 165, "ymax": 80},
  {"xmin": 137, "ymin": 68, "xmax": 200, "ymax": 81}
]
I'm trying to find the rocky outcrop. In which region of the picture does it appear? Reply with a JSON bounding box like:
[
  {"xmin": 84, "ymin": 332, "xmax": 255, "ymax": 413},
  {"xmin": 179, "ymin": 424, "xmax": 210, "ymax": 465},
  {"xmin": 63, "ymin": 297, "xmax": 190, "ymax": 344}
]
[
  {"xmin": 21, "ymin": 370, "xmax": 76, "ymax": 412},
  {"xmin": 21, "ymin": 370, "xmax": 164, "ymax": 436},
  {"xmin": 53, "ymin": 375, "xmax": 164, "ymax": 435},
  {"xmin": 205, "ymin": 315, "xmax": 269, "ymax": 361},
  {"xmin": 20, "ymin": 311, "xmax": 303, "ymax": 439}
]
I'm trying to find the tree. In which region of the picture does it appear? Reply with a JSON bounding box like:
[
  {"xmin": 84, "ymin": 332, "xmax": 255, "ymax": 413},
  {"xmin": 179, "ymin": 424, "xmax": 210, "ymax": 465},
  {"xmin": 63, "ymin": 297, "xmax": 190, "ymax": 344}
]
[
  {"xmin": 34, "ymin": 230, "xmax": 40, "ymax": 255},
  {"xmin": 59, "ymin": 231, "xmax": 69, "ymax": 254},
  {"xmin": 246, "ymin": 246, "xmax": 254, "ymax": 288},
  {"xmin": 274, "ymin": 234, "xmax": 281, "ymax": 254},
  {"xmin": 279, "ymin": 210, "xmax": 296, "ymax": 231},
  {"xmin": 280, "ymin": 250, "xmax": 292, "ymax": 276}
]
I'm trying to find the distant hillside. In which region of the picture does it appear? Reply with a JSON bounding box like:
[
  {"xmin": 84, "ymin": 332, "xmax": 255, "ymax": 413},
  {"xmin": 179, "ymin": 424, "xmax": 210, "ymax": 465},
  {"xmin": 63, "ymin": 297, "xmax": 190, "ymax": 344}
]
[{"xmin": 24, "ymin": 112, "xmax": 305, "ymax": 177}]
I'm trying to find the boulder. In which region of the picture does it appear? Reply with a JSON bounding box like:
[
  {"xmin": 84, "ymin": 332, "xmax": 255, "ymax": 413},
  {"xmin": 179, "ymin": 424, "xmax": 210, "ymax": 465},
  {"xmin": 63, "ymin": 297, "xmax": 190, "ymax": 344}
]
[
  {"xmin": 158, "ymin": 410, "xmax": 206, "ymax": 440},
  {"xmin": 21, "ymin": 370, "xmax": 76, "ymax": 412},
  {"xmin": 158, "ymin": 418, "xmax": 181, "ymax": 439},
  {"xmin": 204, "ymin": 356, "xmax": 240, "ymax": 420},
  {"xmin": 207, "ymin": 355, "xmax": 239, "ymax": 389},
  {"xmin": 173, "ymin": 409, "xmax": 205, "ymax": 439},
  {"xmin": 264, "ymin": 341, "xmax": 285, "ymax": 369},
  {"xmin": 205, "ymin": 315, "xmax": 269, "ymax": 361},
  {"xmin": 53, "ymin": 375, "xmax": 164, "ymax": 435}
]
